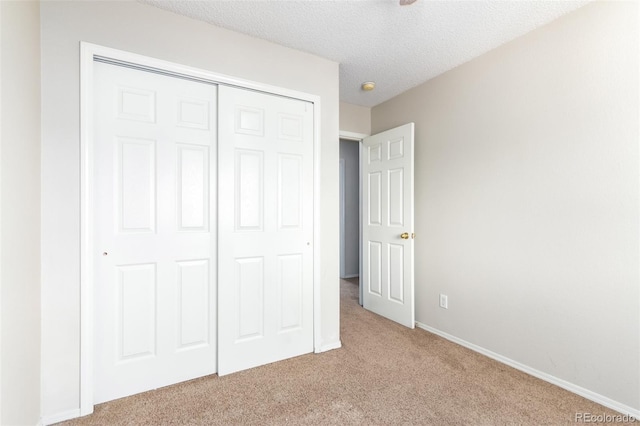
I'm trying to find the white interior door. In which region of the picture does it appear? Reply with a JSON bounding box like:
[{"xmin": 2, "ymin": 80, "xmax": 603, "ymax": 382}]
[
  {"xmin": 362, "ymin": 123, "xmax": 415, "ymax": 328},
  {"xmin": 218, "ymin": 85, "xmax": 314, "ymax": 376},
  {"xmin": 93, "ymin": 62, "xmax": 217, "ymax": 403}
]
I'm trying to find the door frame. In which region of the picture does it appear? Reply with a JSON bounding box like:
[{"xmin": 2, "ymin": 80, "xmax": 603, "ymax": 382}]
[
  {"xmin": 79, "ymin": 42, "xmax": 323, "ymax": 415},
  {"xmin": 338, "ymin": 131, "xmax": 367, "ymax": 305},
  {"xmin": 339, "ymin": 158, "xmax": 346, "ymax": 278}
]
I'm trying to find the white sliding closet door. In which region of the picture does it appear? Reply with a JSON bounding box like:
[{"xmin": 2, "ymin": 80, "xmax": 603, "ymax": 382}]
[
  {"xmin": 218, "ymin": 86, "xmax": 314, "ymax": 376},
  {"xmin": 93, "ymin": 62, "xmax": 217, "ymax": 403}
]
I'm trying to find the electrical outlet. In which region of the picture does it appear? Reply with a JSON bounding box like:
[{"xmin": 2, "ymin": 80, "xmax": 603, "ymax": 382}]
[{"xmin": 439, "ymin": 294, "xmax": 448, "ymax": 309}]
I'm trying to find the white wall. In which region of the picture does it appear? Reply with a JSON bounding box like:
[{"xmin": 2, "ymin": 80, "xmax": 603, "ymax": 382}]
[
  {"xmin": 40, "ymin": 1, "xmax": 339, "ymax": 421},
  {"xmin": 0, "ymin": 1, "xmax": 41, "ymax": 424},
  {"xmin": 340, "ymin": 102, "xmax": 371, "ymax": 135},
  {"xmin": 372, "ymin": 0, "xmax": 639, "ymax": 414},
  {"xmin": 339, "ymin": 140, "xmax": 360, "ymax": 278},
  {"xmin": 1, "ymin": 3, "xmax": 3, "ymax": 420}
]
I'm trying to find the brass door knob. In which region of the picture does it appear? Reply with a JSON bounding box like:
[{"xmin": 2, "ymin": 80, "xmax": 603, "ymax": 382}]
[{"xmin": 400, "ymin": 232, "xmax": 409, "ymax": 239}]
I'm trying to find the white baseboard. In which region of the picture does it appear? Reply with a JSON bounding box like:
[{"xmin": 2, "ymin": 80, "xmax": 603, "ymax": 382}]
[
  {"xmin": 415, "ymin": 322, "xmax": 639, "ymax": 420},
  {"xmin": 41, "ymin": 408, "xmax": 81, "ymax": 426},
  {"xmin": 317, "ymin": 340, "xmax": 342, "ymax": 353}
]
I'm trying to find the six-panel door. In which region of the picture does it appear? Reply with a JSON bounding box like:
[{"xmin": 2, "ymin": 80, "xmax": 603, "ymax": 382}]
[
  {"xmin": 362, "ymin": 123, "xmax": 415, "ymax": 328},
  {"xmin": 217, "ymin": 86, "xmax": 314, "ymax": 375},
  {"xmin": 93, "ymin": 62, "xmax": 217, "ymax": 403}
]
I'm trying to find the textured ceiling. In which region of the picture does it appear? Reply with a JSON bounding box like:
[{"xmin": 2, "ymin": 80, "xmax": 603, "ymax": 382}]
[{"xmin": 140, "ymin": 0, "xmax": 589, "ymax": 107}]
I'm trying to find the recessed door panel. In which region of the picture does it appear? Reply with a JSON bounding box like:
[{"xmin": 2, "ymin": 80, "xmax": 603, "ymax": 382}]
[
  {"xmin": 368, "ymin": 172, "xmax": 382, "ymax": 226},
  {"xmin": 117, "ymin": 86, "xmax": 156, "ymax": 123},
  {"xmin": 369, "ymin": 143, "xmax": 381, "ymax": 163},
  {"xmin": 236, "ymin": 257, "xmax": 265, "ymax": 341},
  {"xmin": 278, "ymin": 113, "xmax": 303, "ymax": 142},
  {"xmin": 235, "ymin": 106, "xmax": 264, "ymax": 136},
  {"xmin": 177, "ymin": 145, "xmax": 209, "ymax": 231},
  {"xmin": 388, "ymin": 137, "xmax": 404, "ymax": 160},
  {"xmin": 177, "ymin": 98, "xmax": 210, "ymax": 130},
  {"xmin": 118, "ymin": 137, "xmax": 156, "ymax": 233},
  {"xmin": 278, "ymin": 254, "xmax": 303, "ymax": 332},
  {"xmin": 278, "ymin": 154, "xmax": 302, "ymax": 229},
  {"xmin": 368, "ymin": 241, "xmax": 382, "ymax": 296},
  {"xmin": 117, "ymin": 263, "xmax": 157, "ymax": 361},
  {"xmin": 235, "ymin": 150, "xmax": 264, "ymax": 231},
  {"xmin": 177, "ymin": 260, "xmax": 210, "ymax": 349},
  {"xmin": 388, "ymin": 168, "xmax": 404, "ymax": 227},
  {"xmin": 388, "ymin": 244, "xmax": 404, "ymax": 303}
]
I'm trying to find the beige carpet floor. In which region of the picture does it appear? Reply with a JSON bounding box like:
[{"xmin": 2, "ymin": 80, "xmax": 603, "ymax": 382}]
[{"xmin": 62, "ymin": 279, "xmax": 621, "ymax": 425}]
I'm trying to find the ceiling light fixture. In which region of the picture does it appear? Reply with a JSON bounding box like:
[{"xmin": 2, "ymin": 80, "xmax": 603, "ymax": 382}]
[
  {"xmin": 399, "ymin": 0, "xmax": 417, "ymax": 5},
  {"xmin": 361, "ymin": 81, "xmax": 376, "ymax": 91}
]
